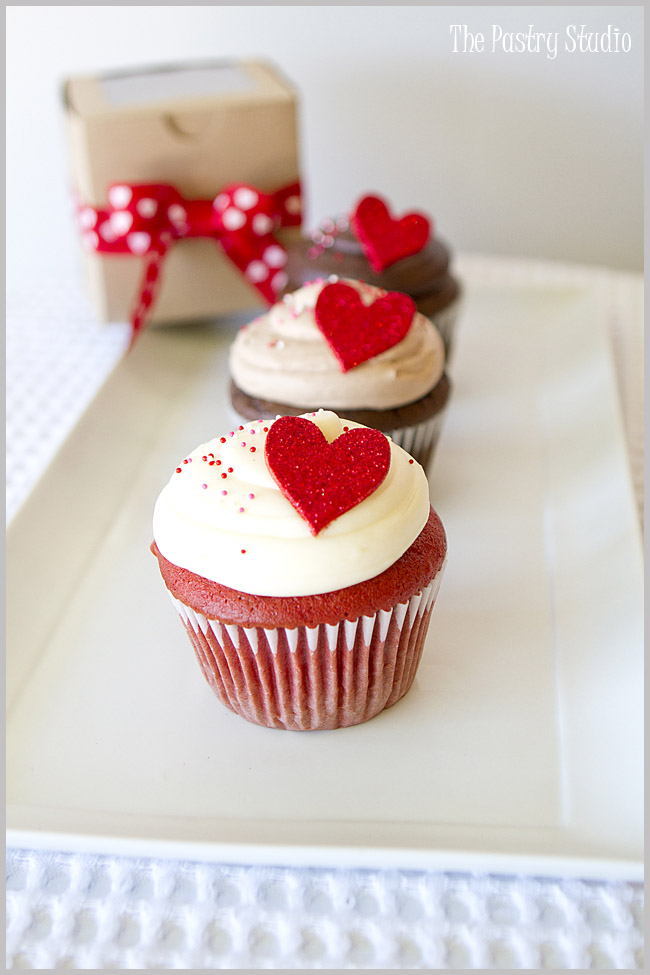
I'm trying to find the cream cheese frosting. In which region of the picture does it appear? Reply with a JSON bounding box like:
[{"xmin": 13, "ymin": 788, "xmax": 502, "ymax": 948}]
[
  {"xmin": 228, "ymin": 278, "xmax": 445, "ymax": 410},
  {"xmin": 153, "ymin": 410, "xmax": 430, "ymax": 597}
]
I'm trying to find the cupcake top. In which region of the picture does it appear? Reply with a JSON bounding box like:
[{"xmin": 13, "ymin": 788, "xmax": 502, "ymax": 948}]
[
  {"xmin": 282, "ymin": 194, "xmax": 461, "ymax": 320},
  {"xmin": 152, "ymin": 410, "xmax": 430, "ymax": 597},
  {"xmin": 229, "ymin": 278, "xmax": 445, "ymax": 411}
]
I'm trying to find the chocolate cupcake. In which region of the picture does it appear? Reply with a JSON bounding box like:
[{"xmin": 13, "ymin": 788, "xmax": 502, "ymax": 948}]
[
  {"xmin": 152, "ymin": 410, "xmax": 447, "ymax": 731},
  {"xmin": 283, "ymin": 194, "xmax": 462, "ymax": 355},
  {"xmin": 229, "ymin": 278, "xmax": 451, "ymax": 470}
]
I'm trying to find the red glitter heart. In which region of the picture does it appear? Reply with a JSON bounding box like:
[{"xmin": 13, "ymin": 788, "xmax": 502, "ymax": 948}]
[
  {"xmin": 265, "ymin": 415, "xmax": 391, "ymax": 535},
  {"xmin": 315, "ymin": 281, "xmax": 415, "ymax": 373},
  {"xmin": 351, "ymin": 194, "xmax": 431, "ymax": 272}
]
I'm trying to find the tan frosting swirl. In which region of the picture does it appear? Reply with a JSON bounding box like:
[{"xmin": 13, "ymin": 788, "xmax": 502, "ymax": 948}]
[{"xmin": 228, "ymin": 278, "xmax": 445, "ymax": 410}]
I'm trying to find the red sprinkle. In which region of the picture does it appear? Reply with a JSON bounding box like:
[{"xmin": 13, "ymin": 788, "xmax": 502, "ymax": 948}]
[
  {"xmin": 221, "ymin": 473, "xmax": 227, "ymax": 479},
  {"xmin": 250, "ymin": 446, "xmax": 256, "ymax": 453},
  {"xmin": 219, "ymin": 437, "xmax": 226, "ymax": 443},
  {"xmin": 228, "ymin": 467, "xmax": 233, "ymax": 473},
  {"xmin": 175, "ymin": 467, "xmax": 182, "ymax": 473},
  {"xmin": 409, "ymin": 459, "xmax": 414, "ymax": 464},
  {"xmin": 240, "ymin": 549, "xmax": 246, "ymax": 554}
]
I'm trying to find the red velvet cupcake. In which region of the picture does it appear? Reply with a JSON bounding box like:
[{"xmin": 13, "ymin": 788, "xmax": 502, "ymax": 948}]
[{"xmin": 152, "ymin": 410, "xmax": 447, "ymax": 731}]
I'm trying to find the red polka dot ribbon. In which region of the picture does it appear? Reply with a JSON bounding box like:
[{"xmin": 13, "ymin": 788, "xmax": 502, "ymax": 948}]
[{"xmin": 76, "ymin": 180, "xmax": 302, "ymax": 344}]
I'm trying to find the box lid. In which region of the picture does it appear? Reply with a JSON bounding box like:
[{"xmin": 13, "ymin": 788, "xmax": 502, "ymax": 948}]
[{"xmin": 64, "ymin": 59, "xmax": 295, "ymax": 118}]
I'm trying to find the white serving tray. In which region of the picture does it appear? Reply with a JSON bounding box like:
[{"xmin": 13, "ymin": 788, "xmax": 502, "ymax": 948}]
[{"xmin": 7, "ymin": 266, "xmax": 643, "ymax": 880}]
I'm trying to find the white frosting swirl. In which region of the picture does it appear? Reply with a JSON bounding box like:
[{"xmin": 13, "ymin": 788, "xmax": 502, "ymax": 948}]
[
  {"xmin": 229, "ymin": 278, "xmax": 445, "ymax": 410},
  {"xmin": 153, "ymin": 410, "xmax": 430, "ymax": 597}
]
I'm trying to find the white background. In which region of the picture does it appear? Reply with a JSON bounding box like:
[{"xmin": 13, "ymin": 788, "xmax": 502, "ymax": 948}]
[{"xmin": 6, "ymin": 4, "xmax": 644, "ymax": 302}]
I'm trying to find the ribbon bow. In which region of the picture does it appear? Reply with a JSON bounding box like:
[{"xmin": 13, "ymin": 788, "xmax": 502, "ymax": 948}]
[{"xmin": 77, "ymin": 180, "xmax": 302, "ymax": 343}]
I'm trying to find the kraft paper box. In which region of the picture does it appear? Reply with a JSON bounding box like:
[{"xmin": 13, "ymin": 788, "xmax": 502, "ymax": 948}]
[{"xmin": 63, "ymin": 60, "xmax": 302, "ymax": 324}]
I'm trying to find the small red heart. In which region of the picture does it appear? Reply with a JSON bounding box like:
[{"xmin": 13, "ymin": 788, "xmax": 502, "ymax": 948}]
[
  {"xmin": 315, "ymin": 282, "xmax": 415, "ymax": 373},
  {"xmin": 351, "ymin": 194, "xmax": 431, "ymax": 272},
  {"xmin": 265, "ymin": 415, "xmax": 391, "ymax": 535}
]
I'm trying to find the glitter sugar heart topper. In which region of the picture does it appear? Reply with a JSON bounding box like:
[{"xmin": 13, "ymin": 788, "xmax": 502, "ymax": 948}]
[
  {"xmin": 264, "ymin": 415, "xmax": 391, "ymax": 535},
  {"xmin": 314, "ymin": 281, "xmax": 416, "ymax": 373},
  {"xmin": 351, "ymin": 194, "xmax": 431, "ymax": 272}
]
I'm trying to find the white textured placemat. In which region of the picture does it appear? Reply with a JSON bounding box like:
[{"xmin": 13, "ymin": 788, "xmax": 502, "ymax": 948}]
[
  {"xmin": 6, "ymin": 255, "xmax": 644, "ymax": 970},
  {"xmin": 6, "ymin": 850, "xmax": 644, "ymax": 970},
  {"xmin": 5, "ymin": 277, "xmax": 131, "ymax": 524}
]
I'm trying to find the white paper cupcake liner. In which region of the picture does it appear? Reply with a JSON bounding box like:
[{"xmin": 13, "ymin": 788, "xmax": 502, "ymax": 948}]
[
  {"xmin": 429, "ymin": 293, "xmax": 463, "ymax": 359},
  {"xmin": 169, "ymin": 563, "xmax": 445, "ymax": 731},
  {"xmin": 387, "ymin": 412, "xmax": 446, "ymax": 470}
]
